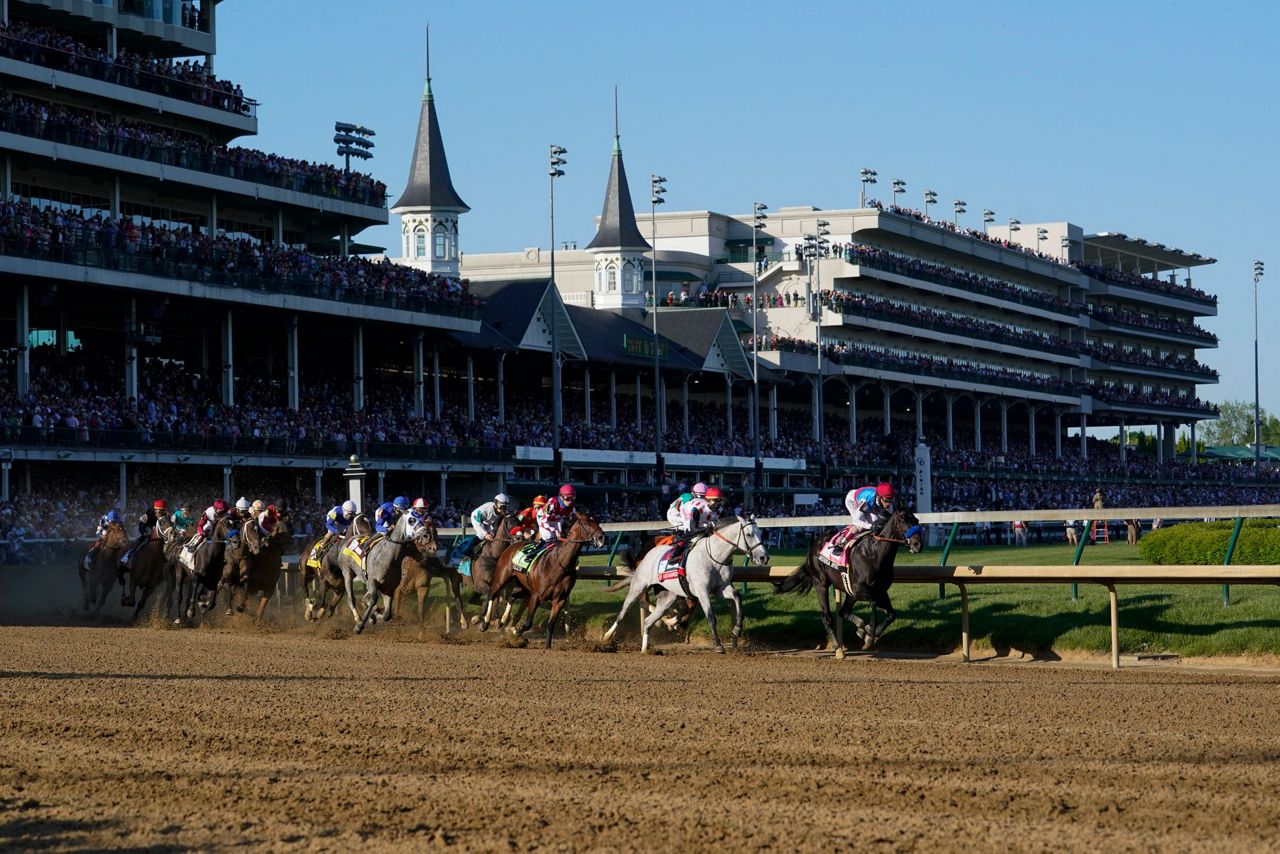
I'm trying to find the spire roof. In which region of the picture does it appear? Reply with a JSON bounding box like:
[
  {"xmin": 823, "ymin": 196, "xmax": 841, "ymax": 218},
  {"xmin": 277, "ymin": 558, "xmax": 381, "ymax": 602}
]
[
  {"xmin": 391, "ymin": 29, "xmax": 468, "ymax": 213},
  {"xmin": 585, "ymin": 131, "xmax": 651, "ymax": 252}
]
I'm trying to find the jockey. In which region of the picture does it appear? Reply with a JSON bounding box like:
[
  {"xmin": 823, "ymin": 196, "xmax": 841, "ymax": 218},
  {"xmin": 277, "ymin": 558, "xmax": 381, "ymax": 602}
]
[
  {"xmin": 537, "ymin": 484, "xmax": 576, "ymax": 543},
  {"xmin": 250, "ymin": 499, "xmax": 266, "ymax": 521},
  {"xmin": 312, "ymin": 500, "xmax": 357, "ymax": 561},
  {"xmin": 514, "ymin": 496, "xmax": 546, "ymax": 540},
  {"xmin": 234, "ymin": 496, "xmax": 251, "ymax": 519},
  {"xmin": 470, "ymin": 493, "xmax": 511, "ymax": 541},
  {"xmin": 678, "ymin": 488, "xmax": 716, "ymax": 535},
  {"xmin": 257, "ymin": 506, "xmax": 279, "ymax": 536},
  {"xmin": 171, "ymin": 505, "xmax": 194, "ymax": 536},
  {"xmin": 375, "ymin": 495, "xmax": 410, "ymax": 534},
  {"xmin": 95, "ymin": 509, "xmax": 122, "ymax": 540},
  {"xmin": 848, "ymin": 482, "xmax": 895, "ymax": 534},
  {"xmin": 187, "ymin": 498, "xmax": 229, "ymax": 552},
  {"xmin": 665, "ymin": 482, "xmax": 706, "ymax": 528},
  {"xmin": 123, "ymin": 500, "xmax": 167, "ymax": 566},
  {"xmin": 409, "ymin": 497, "xmax": 428, "ymax": 522}
]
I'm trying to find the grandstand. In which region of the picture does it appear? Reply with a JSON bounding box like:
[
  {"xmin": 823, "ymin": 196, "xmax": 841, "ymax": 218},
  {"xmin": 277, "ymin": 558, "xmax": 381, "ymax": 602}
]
[{"xmin": 0, "ymin": 3, "xmax": 1261, "ymax": 561}]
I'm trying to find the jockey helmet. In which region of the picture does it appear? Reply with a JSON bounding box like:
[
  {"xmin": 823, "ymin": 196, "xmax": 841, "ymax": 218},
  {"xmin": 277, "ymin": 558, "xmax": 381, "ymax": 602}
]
[
  {"xmin": 875, "ymin": 483, "xmax": 895, "ymax": 499},
  {"xmin": 533, "ymin": 495, "xmax": 547, "ymax": 506},
  {"xmin": 235, "ymin": 497, "xmax": 250, "ymax": 512},
  {"xmin": 341, "ymin": 499, "xmax": 357, "ymax": 516},
  {"xmin": 494, "ymin": 493, "xmax": 511, "ymax": 508},
  {"xmin": 559, "ymin": 484, "xmax": 577, "ymax": 501},
  {"xmin": 213, "ymin": 498, "xmax": 228, "ymax": 512},
  {"xmin": 412, "ymin": 497, "xmax": 428, "ymax": 511},
  {"xmin": 393, "ymin": 496, "xmax": 409, "ymax": 511},
  {"xmin": 152, "ymin": 499, "xmax": 167, "ymax": 510},
  {"xmin": 692, "ymin": 482, "xmax": 708, "ymax": 497},
  {"xmin": 105, "ymin": 510, "xmax": 121, "ymax": 523},
  {"xmin": 705, "ymin": 487, "xmax": 723, "ymax": 500}
]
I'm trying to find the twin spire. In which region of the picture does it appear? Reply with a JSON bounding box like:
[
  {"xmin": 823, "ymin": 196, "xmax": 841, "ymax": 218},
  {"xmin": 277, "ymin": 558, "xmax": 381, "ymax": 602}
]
[
  {"xmin": 391, "ymin": 24, "xmax": 468, "ymax": 213},
  {"xmin": 585, "ymin": 89, "xmax": 650, "ymax": 252}
]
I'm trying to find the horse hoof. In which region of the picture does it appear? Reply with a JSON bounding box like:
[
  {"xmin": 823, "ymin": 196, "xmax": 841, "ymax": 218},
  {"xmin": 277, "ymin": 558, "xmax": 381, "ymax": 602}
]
[
  {"xmin": 835, "ymin": 647, "xmax": 847, "ymax": 660},
  {"xmin": 354, "ymin": 625, "xmax": 365, "ymax": 635},
  {"xmin": 478, "ymin": 622, "xmax": 489, "ymax": 633},
  {"xmin": 714, "ymin": 645, "xmax": 726, "ymax": 654}
]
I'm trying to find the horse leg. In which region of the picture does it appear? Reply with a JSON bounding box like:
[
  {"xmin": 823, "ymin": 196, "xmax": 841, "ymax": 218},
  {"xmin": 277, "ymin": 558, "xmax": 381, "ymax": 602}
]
[
  {"xmin": 544, "ymin": 597, "xmax": 568, "ymax": 649},
  {"xmin": 815, "ymin": 579, "xmax": 843, "ymax": 657},
  {"xmin": 603, "ymin": 580, "xmax": 645, "ymax": 645},
  {"xmin": 640, "ymin": 590, "xmax": 680, "ymax": 654},
  {"xmin": 720, "ymin": 585, "xmax": 744, "ymax": 651},
  {"xmin": 840, "ymin": 595, "xmax": 871, "ymax": 645},
  {"xmin": 695, "ymin": 589, "xmax": 724, "ymax": 654},
  {"xmin": 254, "ymin": 594, "xmax": 271, "ymax": 624},
  {"xmin": 354, "ymin": 583, "xmax": 379, "ymax": 634},
  {"xmin": 343, "ymin": 569, "xmax": 361, "ymax": 624},
  {"xmin": 479, "ymin": 565, "xmax": 509, "ymax": 632},
  {"xmin": 449, "ymin": 575, "xmax": 467, "ymax": 633},
  {"xmin": 868, "ymin": 587, "xmax": 897, "ymax": 646},
  {"xmin": 381, "ymin": 589, "xmax": 395, "ymax": 623}
]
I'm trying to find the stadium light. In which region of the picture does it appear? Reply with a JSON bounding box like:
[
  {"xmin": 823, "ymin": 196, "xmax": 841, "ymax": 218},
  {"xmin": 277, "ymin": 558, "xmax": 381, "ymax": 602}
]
[
  {"xmin": 859, "ymin": 168, "xmax": 877, "ymax": 207},
  {"xmin": 952, "ymin": 199, "xmax": 966, "ymax": 226},
  {"xmin": 1254, "ymin": 259, "xmax": 1265, "ymax": 468},
  {"xmin": 1008, "ymin": 218, "xmax": 1021, "ymax": 239},
  {"xmin": 1037, "ymin": 227, "xmax": 1049, "ymax": 253},
  {"xmin": 982, "ymin": 208, "xmax": 995, "ymax": 235},
  {"xmin": 650, "ymin": 174, "xmax": 667, "ymax": 474},
  {"xmin": 924, "ymin": 189, "xmax": 937, "ymax": 219},
  {"xmin": 548, "ymin": 144, "xmax": 567, "ymax": 478},
  {"xmin": 891, "ymin": 178, "xmax": 906, "ymax": 208},
  {"xmin": 1060, "ymin": 234, "xmax": 1071, "ymax": 261},
  {"xmin": 334, "ymin": 122, "xmax": 375, "ymax": 175},
  {"xmin": 752, "ymin": 201, "xmax": 768, "ymax": 497}
]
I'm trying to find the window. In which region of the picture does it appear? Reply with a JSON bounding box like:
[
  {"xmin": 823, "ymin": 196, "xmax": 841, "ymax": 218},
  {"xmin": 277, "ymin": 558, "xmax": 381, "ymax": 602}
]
[
  {"xmin": 433, "ymin": 226, "xmax": 447, "ymax": 260},
  {"xmin": 414, "ymin": 231, "xmax": 426, "ymax": 258},
  {"xmin": 607, "ymin": 267, "xmax": 617, "ymax": 292}
]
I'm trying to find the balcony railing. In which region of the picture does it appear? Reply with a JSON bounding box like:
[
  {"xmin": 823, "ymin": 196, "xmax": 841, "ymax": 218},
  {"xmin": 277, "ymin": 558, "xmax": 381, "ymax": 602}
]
[
  {"xmin": 0, "ymin": 108, "xmax": 387, "ymax": 208},
  {"xmin": 0, "ymin": 33, "xmax": 248, "ymax": 115},
  {"xmin": 1087, "ymin": 306, "xmax": 1217, "ymax": 344},
  {"xmin": 0, "ymin": 237, "xmax": 482, "ymax": 320}
]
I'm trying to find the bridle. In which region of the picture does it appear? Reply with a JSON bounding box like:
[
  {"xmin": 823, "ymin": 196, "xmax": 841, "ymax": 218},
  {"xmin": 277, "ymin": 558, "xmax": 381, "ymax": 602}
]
[
  {"xmin": 870, "ymin": 515, "xmax": 923, "ymax": 546},
  {"xmin": 703, "ymin": 519, "xmax": 764, "ymax": 567}
]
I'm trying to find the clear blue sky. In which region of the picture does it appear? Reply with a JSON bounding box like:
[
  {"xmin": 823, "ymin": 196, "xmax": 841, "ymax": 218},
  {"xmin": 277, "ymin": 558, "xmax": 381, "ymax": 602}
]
[{"xmin": 217, "ymin": 1, "xmax": 1278, "ymax": 414}]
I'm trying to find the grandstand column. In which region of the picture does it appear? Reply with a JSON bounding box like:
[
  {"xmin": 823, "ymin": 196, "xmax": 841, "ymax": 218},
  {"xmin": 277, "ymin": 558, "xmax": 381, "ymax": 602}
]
[
  {"xmin": 1000, "ymin": 399, "xmax": 1009, "ymax": 454},
  {"xmin": 412, "ymin": 333, "xmax": 425, "ymax": 419},
  {"xmin": 882, "ymin": 388, "xmax": 891, "ymax": 436},
  {"xmin": 222, "ymin": 467, "xmax": 232, "ymax": 501},
  {"xmin": 636, "ymin": 374, "xmax": 643, "ymax": 431},
  {"xmin": 1080, "ymin": 413, "xmax": 1088, "ymax": 459},
  {"xmin": 660, "ymin": 376, "xmax": 668, "ymax": 434},
  {"xmin": 124, "ymin": 299, "xmax": 138, "ymax": 404},
  {"xmin": 432, "ymin": 346, "xmax": 441, "ymax": 420},
  {"xmin": 111, "ymin": 176, "xmax": 120, "ymax": 218},
  {"xmin": 439, "ymin": 472, "xmax": 448, "ymax": 508},
  {"xmin": 914, "ymin": 389, "xmax": 925, "ymax": 441},
  {"xmin": 747, "ymin": 386, "xmax": 756, "ymax": 440},
  {"xmin": 352, "ymin": 325, "xmax": 365, "ymax": 412},
  {"xmin": 1028, "ymin": 407, "xmax": 1037, "ymax": 457},
  {"xmin": 847, "ymin": 382, "xmax": 857, "ymax": 444},
  {"xmin": 107, "ymin": 24, "xmax": 116, "ymax": 57},
  {"xmin": 497, "ymin": 353, "xmax": 506, "ymax": 424},
  {"xmin": 583, "ymin": 367, "xmax": 592, "ymax": 427},
  {"xmin": 683, "ymin": 376, "xmax": 691, "ymax": 439},
  {"xmin": 274, "ymin": 210, "xmax": 285, "ymax": 246},
  {"xmin": 14, "ymin": 284, "xmax": 28, "ymax": 398},
  {"xmin": 221, "ymin": 310, "xmax": 234, "ymax": 407},
  {"xmin": 726, "ymin": 377, "xmax": 734, "ymax": 436},
  {"xmin": 974, "ymin": 400, "xmax": 983, "ymax": 453},
  {"xmin": 118, "ymin": 463, "xmax": 127, "ymax": 511},
  {"xmin": 313, "ymin": 470, "xmax": 323, "ymax": 506},
  {"xmin": 769, "ymin": 383, "xmax": 778, "ymax": 441},
  {"xmin": 1, "ymin": 461, "xmax": 9, "ymax": 502},
  {"xmin": 56, "ymin": 305, "xmax": 66, "ymax": 355},
  {"xmin": 1164, "ymin": 423, "xmax": 1176, "ymax": 462},
  {"xmin": 286, "ymin": 316, "xmax": 299, "ymax": 411},
  {"xmin": 377, "ymin": 470, "xmax": 385, "ymax": 505},
  {"xmin": 1119, "ymin": 420, "xmax": 1127, "ymax": 463},
  {"xmin": 0, "ymin": 1, "xmax": 7, "ymax": 27},
  {"xmin": 1055, "ymin": 411, "xmax": 1063, "ymax": 459},
  {"xmin": 610, "ymin": 370, "xmax": 618, "ymax": 429},
  {"xmin": 2, "ymin": 154, "xmax": 10, "ymax": 200},
  {"xmin": 466, "ymin": 354, "xmax": 475, "ymax": 422},
  {"xmin": 340, "ymin": 223, "xmax": 350, "ymax": 257},
  {"xmin": 945, "ymin": 393, "xmax": 955, "ymax": 450},
  {"xmin": 1191, "ymin": 422, "xmax": 1199, "ymax": 464},
  {"xmin": 810, "ymin": 379, "xmax": 820, "ymax": 440},
  {"xmin": 208, "ymin": 194, "xmax": 218, "ymax": 236}
]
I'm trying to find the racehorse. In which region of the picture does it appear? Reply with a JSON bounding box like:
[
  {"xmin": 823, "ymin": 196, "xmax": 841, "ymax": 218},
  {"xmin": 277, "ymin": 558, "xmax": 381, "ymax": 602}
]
[
  {"xmin": 173, "ymin": 515, "xmax": 236, "ymax": 625},
  {"xmin": 603, "ymin": 516, "xmax": 769, "ymax": 654},
  {"xmin": 774, "ymin": 510, "xmax": 923, "ymax": 657},
  {"xmin": 79, "ymin": 521, "xmax": 127, "ymax": 614},
  {"xmin": 118, "ymin": 516, "xmax": 176, "ymax": 623},
  {"xmin": 240, "ymin": 511, "xmax": 294, "ymax": 623},
  {"xmin": 480, "ymin": 511, "xmax": 606, "ymax": 648},
  {"xmin": 301, "ymin": 514, "xmax": 373, "ymax": 622},
  {"xmin": 461, "ymin": 515, "xmax": 528, "ymax": 625},
  {"xmin": 335, "ymin": 512, "xmax": 433, "ymax": 634},
  {"xmin": 390, "ymin": 519, "xmax": 469, "ymax": 631},
  {"xmin": 219, "ymin": 517, "xmax": 263, "ymax": 616}
]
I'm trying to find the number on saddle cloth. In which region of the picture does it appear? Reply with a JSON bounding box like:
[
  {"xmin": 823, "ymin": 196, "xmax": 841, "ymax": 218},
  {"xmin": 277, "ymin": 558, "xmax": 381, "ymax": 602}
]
[
  {"xmin": 819, "ymin": 525, "xmax": 865, "ymax": 569},
  {"xmin": 656, "ymin": 545, "xmax": 687, "ymax": 583},
  {"xmin": 512, "ymin": 542, "xmax": 548, "ymax": 573}
]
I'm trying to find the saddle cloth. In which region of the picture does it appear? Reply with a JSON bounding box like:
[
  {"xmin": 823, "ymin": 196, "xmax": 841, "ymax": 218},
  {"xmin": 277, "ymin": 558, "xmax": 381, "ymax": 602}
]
[
  {"xmin": 179, "ymin": 547, "xmax": 196, "ymax": 571},
  {"xmin": 457, "ymin": 557, "xmax": 472, "ymax": 578},
  {"xmin": 512, "ymin": 542, "xmax": 553, "ymax": 573},
  {"xmin": 819, "ymin": 526, "xmax": 872, "ymax": 569},
  {"xmin": 655, "ymin": 546, "xmax": 686, "ymax": 583},
  {"xmin": 342, "ymin": 534, "xmax": 379, "ymax": 573}
]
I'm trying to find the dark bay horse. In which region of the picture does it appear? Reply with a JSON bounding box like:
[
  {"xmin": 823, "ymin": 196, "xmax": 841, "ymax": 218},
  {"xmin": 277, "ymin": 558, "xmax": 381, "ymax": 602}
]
[
  {"xmin": 391, "ymin": 520, "xmax": 468, "ymax": 631},
  {"xmin": 174, "ymin": 515, "xmax": 235, "ymax": 625},
  {"xmin": 119, "ymin": 517, "xmax": 176, "ymax": 623},
  {"xmin": 463, "ymin": 515, "xmax": 529, "ymax": 618},
  {"xmin": 480, "ymin": 511, "xmax": 606, "ymax": 648},
  {"xmin": 220, "ymin": 516, "xmax": 263, "ymax": 615},
  {"xmin": 774, "ymin": 510, "xmax": 923, "ymax": 657},
  {"xmin": 241, "ymin": 513, "xmax": 294, "ymax": 623},
  {"xmin": 79, "ymin": 521, "xmax": 127, "ymax": 614}
]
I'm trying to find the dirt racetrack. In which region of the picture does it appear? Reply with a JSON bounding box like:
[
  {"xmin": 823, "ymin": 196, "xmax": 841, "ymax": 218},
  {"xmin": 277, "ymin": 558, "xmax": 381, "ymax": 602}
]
[{"xmin": 2, "ymin": 617, "xmax": 1279, "ymax": 853}]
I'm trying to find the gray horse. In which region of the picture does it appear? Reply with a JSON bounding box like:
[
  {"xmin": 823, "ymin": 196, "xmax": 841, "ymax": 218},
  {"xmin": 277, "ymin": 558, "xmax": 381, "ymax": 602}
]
[
  {"xmin": 334, "ymin": 512, "xmax": 429, "ymax": 634},
  {"xmin": 603, "ymin": 516, "xmax": 769, "ymax": 653}
]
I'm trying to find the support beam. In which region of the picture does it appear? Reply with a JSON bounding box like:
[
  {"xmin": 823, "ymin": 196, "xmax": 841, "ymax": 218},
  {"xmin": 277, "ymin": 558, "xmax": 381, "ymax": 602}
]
[
  {"xmin": 111, "ymin": 175, "xmax": 121, "ymax": 218},
  {"xmin": 945, "ymin": 394, "xmax": 955, "ymax": 451},
  {"xmin": 14, "ymin": 284, "xmax": 28, "ymax": 398},
  {"xmin": 583, "ymin": 366, "xmax": 592, "ymax": 427},
  {"xmin": 914, "ymin": 389, "xmax": 924, "ymax": 441},
  {"xmin": 882, "ymin": 387, "xmax": 891, "ymax": 435},
  {"xmin": 1191, "ymin": 422, "xmax": 1198, "ymax": 465},
  {"xmin": 439, "ymin": 472, "xmax": 448, "ymax": 508},
  {"xmin": 726, "ymin": 376, "xmax": 734, "ymax": 436},
  {"xmin": 119, "ymin": 462, "xmax": 127, "ymax": 511},
  {"xmin": 974, "ymin": 399, "xmax": 983, "ymax": 453},
  {"xmin": 1119, "ymin": 420, "xmax": 1127, "ymax": 464},
  {"xmin": 847, "ymin": 382, "xmax": 857, "ymax": 444},
  {"xmin": 274, "ymin": 208, "xmax": 285, "ymax": 246},
  {"xmin": 412, "ymin": 333, "xmax": 425, "ymax": 420},
  {"xmin": 352, "ymin": 324, "xmax": 364, "ymax": 413},
  {"xmin": 1080, "ymin": 412, "xmax": 1088, "ymax": 459},
  {"xmin": 314, "ymin": 469, "xmax": 323, "ymax": 507},
  {"xmin": 769, "ymin": 382, "xmax": 778, "ymax": 441},
  {"xmin": 339, "ymin": 222, "xmax": 350, "ymax": 257},
  {"xmin": 1055, "ymin": 410, "xmax": 1063, "ymax": 459},
  {"xmin": 286, "ymin": 315, "xmax": 299, "ymax": 411},
  {"xmin": 208, "ymin": 192, "xmax": 218, "ymax": 236},
  {"xmin": 466, "ymin": 353, "xmax": 475, "ymax": 422},
  {"xmin": 376, "ymin": 469, "xmax": 386, "ymax": 506},
  {"xmin": 1029, "ymin": 407, "xmax": 1037, "ymax": 457},
  {"xmin": 2, "ymin": 154, "xmax": 10, "ymax": 200},
  {"xmin": 610, "ymin": 370, "xmax": 618, "ymax": 429},
  {"xmin": 0, "ymin": 461, "xmax": 8, "ymax": 502},
  {"xmin": 221, "ymin": 309, "xmax": 234, "ymax": 407},
  {"xmin": 1000, "ymin": 399, "xmax": 1009, "ymax": 454},
  {"xmin": 810, "ymin": 378, "xmax": 820, "ymax": 441},
  {"xmin": 432, "ymin": 346, "xmax": 441, "ymax": 420},
  {"xmin": 221, "ymin": 466, "xmax": 231, "ymax": 502},
  {"xmin": 497, "ymin": 353, "xmax": 506, "ymax": 424},
  {"xmin": 1156, "ymin": 422, "xmax": 1165, "ymax": 465},
  {"xmin": 124, "ymin": 299, "xmax": 138, "ymax": 404},
  {"xmin": 747, "ymin": 386, "xmax": 757, "ymax": 441},
  {"xmin": 635, "ymin": 374, "xmax": 643, "ymax": 431},
  {"xmin": 683, "ymin": 375, "xmax": 691, "ymax": 439}
]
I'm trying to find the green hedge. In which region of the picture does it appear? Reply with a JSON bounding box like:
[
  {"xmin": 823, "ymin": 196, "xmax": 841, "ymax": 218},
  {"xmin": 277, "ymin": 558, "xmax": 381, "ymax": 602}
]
[{"xmin": 1139, "ymin": 521, "xmax": 1280, "ymax": 564}]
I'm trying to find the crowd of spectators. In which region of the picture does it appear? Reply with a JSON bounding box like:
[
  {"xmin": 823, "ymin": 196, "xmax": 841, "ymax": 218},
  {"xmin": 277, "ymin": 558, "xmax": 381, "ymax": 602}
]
[
  {"xmin": 0, "ymin": 17, "xmax": 238, "ymax": 118},
  {"xmin": 0, "ymin": 198, "xmax": 473, "ymax": 311},
  {"xmin": 1086, "ymin": 344, "xmax": 1216, "ymax": 378},
  {"xmin": 818, "ymin": 289, "xmax": 1079, "ymax": 356},
  {"xmin": 1075, "ymin": 262, "xmax": 1216, "ymax": 305},
  {"xmin": 0, "ymin": 90, "xmax": 384, "ymax": 206},
  {"xmin": 867, "ymin": 201, "xmax": 1072, "ymax": 268},
  {"xmin": 1087, "ymin": 302, "xmax": 1215, "ymax": 342},
  {"xmin": 1089, "ymin": 385, "xmax": 1216, "ymax": 414}
]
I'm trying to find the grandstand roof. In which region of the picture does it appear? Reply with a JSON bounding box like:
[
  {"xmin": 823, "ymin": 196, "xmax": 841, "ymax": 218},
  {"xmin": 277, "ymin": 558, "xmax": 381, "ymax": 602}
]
[
  {"xmin": 391, "ymin": 77, "xmax": 469, "ymax": 213},
  {"xmin": 1083, "ymin": 233, "xmax": 1215, "ymax": 272},
  {"xmin": 565, "ymin": 306, "xmax": 703, "ymax": 371},
  {"xmin": 584, "ymin": 134, "xmax": 651, "ymax": 252},
  {"xmin": 656, "ymin": 309, "xmax": 754, "ymax": 379},
  {"xmin": 450, "ymin": 279, "xmax": 547, "ymax": 350}
]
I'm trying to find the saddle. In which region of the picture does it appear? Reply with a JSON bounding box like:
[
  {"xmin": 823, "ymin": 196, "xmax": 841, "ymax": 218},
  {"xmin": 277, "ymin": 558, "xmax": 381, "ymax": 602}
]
[
  {"xmin": 512, "ymin": 541, "xmax": 553, "ymax": 573},
  {"xmin": 818, "ymin": 526, "xmax": 875, "ymax": 569},
  {"xmin": 655, "ymin": 546, "xmax": 686, "ymax": 583}
]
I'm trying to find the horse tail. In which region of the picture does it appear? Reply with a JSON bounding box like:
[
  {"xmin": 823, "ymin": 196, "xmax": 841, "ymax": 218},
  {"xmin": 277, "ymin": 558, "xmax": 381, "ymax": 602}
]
[
  {"xmin": 773, "ymin": 565, "xmax": 813, "ymax": 595},
  {"xmin": 603, "ymin": 577, "xmax": 632, "ymax": 593}
]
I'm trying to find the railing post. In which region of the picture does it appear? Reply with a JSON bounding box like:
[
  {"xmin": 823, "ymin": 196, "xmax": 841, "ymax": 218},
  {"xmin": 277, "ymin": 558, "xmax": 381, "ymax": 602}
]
[
  {"xmin": 937, "ymin": 521, "xmax": 959, "ymax": 599},
  {"xmin": 1070, "ymin": 518, "xmax": 1089, "ymax": 601},
  {"xmin": 604, "ymin": 532, "xmax": 623, "ymax": 572},
  {"xmin": 1222, "ymin": 516, "xmax": 1243, "ymax": 607}
]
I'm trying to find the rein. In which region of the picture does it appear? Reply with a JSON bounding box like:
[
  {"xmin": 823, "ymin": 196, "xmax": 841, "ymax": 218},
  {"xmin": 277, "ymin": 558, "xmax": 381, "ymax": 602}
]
[
  {"xmin": 871, "ymin": 524, "xmax": 923, "ymax": 546},
  {"xmin": 701, "ymin": 521, "xmax": 761, "ymax": 568}
]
